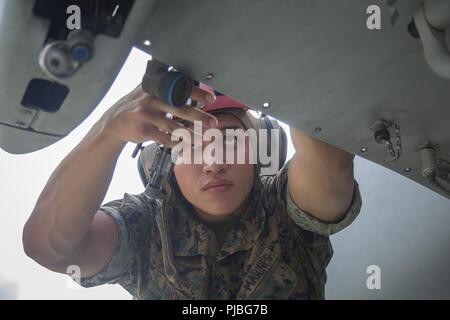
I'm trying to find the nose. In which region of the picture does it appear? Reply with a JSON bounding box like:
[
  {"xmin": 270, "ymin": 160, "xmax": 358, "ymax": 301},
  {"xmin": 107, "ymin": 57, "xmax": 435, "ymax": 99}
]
[
  {"xmin": 202, "ymin": 162, "xmax": 228, "ymax": 174},
  {"xmin": 200, "ymin": 136, "xmax": 229, "ymax": 174}
]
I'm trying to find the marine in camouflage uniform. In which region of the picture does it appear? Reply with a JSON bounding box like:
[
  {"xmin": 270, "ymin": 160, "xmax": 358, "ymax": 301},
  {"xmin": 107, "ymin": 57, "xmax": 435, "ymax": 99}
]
[{"xmin": 78, "ymin": 156, "xmax": 362, "ymax": 299}]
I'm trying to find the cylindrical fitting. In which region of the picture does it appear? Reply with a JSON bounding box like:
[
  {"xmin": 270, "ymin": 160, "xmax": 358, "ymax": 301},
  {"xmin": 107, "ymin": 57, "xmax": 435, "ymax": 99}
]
[
  {"xmin": 67, "ymin": 30, "xmax": 94, "ymax": 63},
  {"xmin": 142, "ymin": 59, "xmax": 193, "ymax": 107},
  {"xmin": 419, "ymin": 146, "xmax": 438, "ymax": 177},
  {"xmin": 38, "ymin": 41, "xmax": 76, "ymax": 78}
]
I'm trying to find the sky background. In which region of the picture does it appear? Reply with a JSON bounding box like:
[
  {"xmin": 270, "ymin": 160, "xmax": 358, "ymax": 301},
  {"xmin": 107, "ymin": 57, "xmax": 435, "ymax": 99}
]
[{"xmin": 1, "ymin": 48, "xmax": 449, "ymax": 299}]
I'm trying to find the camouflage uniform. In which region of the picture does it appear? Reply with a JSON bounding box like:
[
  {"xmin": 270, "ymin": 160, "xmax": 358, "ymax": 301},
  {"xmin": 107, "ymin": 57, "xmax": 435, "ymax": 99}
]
[{"xmin": 79, "ymin": 160, "xmax": 362, "ymax": 299}]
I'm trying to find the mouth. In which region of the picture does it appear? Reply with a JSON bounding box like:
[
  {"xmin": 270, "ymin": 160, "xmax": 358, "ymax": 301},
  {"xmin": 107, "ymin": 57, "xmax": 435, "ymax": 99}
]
[{"xmin": 202, "ymin": 179, "xmax": 234, "ymax": 193}]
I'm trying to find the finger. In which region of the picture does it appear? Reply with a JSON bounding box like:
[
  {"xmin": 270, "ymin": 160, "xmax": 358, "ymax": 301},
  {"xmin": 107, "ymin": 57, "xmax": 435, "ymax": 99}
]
[
  {"xmin": 143, "ymin": 125, "xmax": 177, "ymax": 148},
  {"xmin": 138, "ymin": 95, "xmax": 218, "ymax": 128},
  {"xmin": 161, "ymin": 103, "xmax": 219, "ymax": 128},
  {"xmin": 158, "ymin": 117, "xmax": 198, "ymax": 143},
  {"xmin": 191, "ymin": 86, "xmax": 216, "ymax": 105},
  {"xmin": 138, "ymin": 107, "xmax": 200, "ymax": 141},
  {"xmin": 159, "ymin": 128, "xmax": 184, "ymax": 149},
  {"xmin": 137, "ymin": 90, "xmax": 220, "ymax": 132},
  {"xmin": 149, "ymin": 110, "xmax": 188, "ymax": 134}
]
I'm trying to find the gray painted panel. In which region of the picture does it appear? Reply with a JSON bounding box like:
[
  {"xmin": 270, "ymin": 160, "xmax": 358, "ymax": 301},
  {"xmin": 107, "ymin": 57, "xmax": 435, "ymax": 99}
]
[
  {"xmin": 135, "ymin": 0, "xmax": 450, "ymax": 198},
  {"xmin": 0, "ymin": 0, "xmax": 156, "ymax": 152}
]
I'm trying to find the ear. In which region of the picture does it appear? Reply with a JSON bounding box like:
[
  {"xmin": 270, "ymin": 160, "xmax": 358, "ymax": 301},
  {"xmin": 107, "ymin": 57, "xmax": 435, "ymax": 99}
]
[{"xmin": 259, "ymin": 116, "xmax": 287, "ymax": 174}]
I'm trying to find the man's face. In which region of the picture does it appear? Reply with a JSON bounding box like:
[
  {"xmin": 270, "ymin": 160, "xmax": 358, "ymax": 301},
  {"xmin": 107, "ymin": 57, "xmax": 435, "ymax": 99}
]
[{"xmin": 173, "ymin": 113, "xmax": 254, "ymax": 221}]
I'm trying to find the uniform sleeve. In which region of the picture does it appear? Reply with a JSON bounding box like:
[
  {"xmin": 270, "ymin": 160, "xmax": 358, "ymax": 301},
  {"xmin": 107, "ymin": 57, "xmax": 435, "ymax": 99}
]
[
  {"xmin": 264, "ymin": 159, "xmax": 362, "ymax": 237},
  {"xmin": 260, "ymin": 158, "xmax": 363, "ymax": 294},
  {"xmin": 77, "ymin": 192, "xmax": 150, "ymax": 288}
]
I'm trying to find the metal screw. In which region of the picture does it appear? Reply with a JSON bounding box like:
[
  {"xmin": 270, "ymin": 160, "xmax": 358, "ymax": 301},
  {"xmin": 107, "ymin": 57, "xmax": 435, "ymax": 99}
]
[
  {"xmin": 205, "ymin": 73, "xmax": 214, "ymax": 80},
  {"xmin": 404, "ymin": 167, "xmax": 412, "ymax": 172},
  {"xmin": 143, "ymin": 39, "xmax": 151, "ymax": 47},
  {"xmin": 360, "ymin": 147, "xmax": 368, "ymax": 153},
  {"xmin": 262, "ymin": 102, "xmax": 271, "ymax": 108}
]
